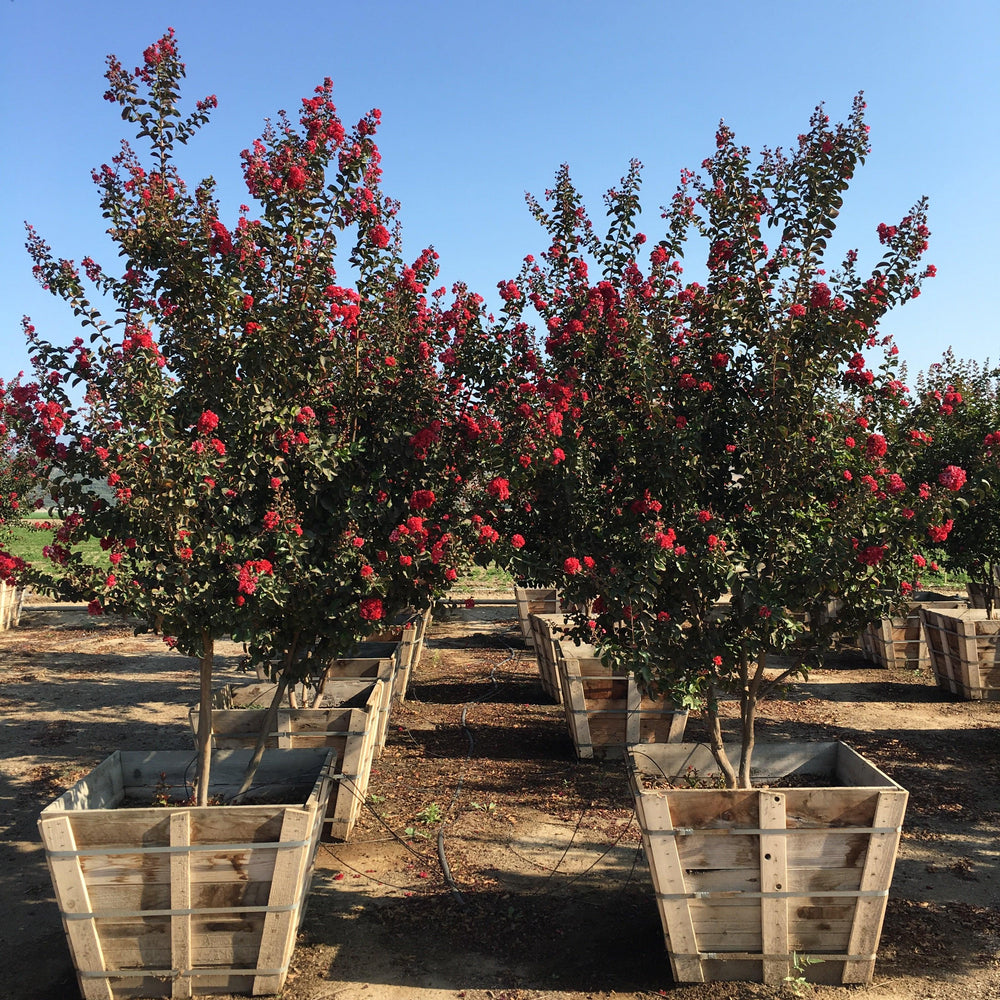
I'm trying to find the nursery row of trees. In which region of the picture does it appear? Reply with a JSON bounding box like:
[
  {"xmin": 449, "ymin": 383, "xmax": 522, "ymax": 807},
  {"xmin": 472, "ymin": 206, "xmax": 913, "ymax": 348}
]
[{"xmin": 1, "ymin": 31, "xmax": 997, "ymax": 791}]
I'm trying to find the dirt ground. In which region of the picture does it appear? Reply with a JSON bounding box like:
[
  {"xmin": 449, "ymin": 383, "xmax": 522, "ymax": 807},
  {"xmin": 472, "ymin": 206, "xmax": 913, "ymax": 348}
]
[{"xmin": 1, "ymin": 594, "xmax": 998, "ymax": 1000}]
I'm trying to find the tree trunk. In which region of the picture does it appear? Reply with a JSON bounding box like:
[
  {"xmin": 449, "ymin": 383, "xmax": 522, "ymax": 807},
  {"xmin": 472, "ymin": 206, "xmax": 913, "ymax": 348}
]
[
  {"xmin": 310, "ymin": 663, "xmax": 332, "ymax": 708},
  {"xmin": 737, "ymin": 650, "xmax": 765, "ymax": 789},
  {"xmin": 737, "ymin": 694, "xmax": 757, "ymax": 789},
  {"xmin": 194, "ymin": 631, "xmax": 215, "ymax": 806},
  {"xmin": 231, "ymin": 671, "xmax": 290, "ymax": 802},
  {"xmin": 706, "ymin": 682, "xmax": 738, "ymax": 788}
]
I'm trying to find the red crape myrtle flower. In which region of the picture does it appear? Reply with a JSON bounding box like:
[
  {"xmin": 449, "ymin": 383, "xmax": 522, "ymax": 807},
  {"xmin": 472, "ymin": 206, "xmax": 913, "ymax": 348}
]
[
  {"xmin": 410, "ymin": 489, "xmax": 435, "ymax": 510},
  {"xmin": 857, "ymin": 544, "xmax": 887, "ymax": 567},
  {"xmin": 927, "ymin": 519, "xmax": 954, "ymax": 543},
  {"xmin": 197, "ymin": 410, "xmax": 219, "ymax": 434},
  {"xmin": 359, "ymin": 597, "xmax": 384, "ymax": 621},
  {"xmin": 937, "ymin": 465, "xmax": 967, "ymax": 491}
]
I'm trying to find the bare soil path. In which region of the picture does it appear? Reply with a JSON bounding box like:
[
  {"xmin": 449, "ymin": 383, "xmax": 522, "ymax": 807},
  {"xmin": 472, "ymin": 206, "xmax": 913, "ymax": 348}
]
[{"xmin": 1, "ymin": 596, "xmax": 998, "ymax": 999}]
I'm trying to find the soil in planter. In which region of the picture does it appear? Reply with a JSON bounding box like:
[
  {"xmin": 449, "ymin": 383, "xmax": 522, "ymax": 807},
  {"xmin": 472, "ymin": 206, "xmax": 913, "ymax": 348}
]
[{"xmin": 638, "ymin": 771, "xmax": 851, "ymax": 791}]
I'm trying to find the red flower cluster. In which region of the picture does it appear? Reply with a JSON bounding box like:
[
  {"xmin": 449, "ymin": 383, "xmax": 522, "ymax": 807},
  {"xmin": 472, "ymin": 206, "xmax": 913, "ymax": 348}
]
[
  {"xmin": 865, "ymin": 433, "xmax": 887, "ymax": 460},
  {"xmin": 856, "ymin": 544, "xmax": 887, "ymax": 567},
  {"xmin": 487, "ymin": 477, "xmax": 511, "ymax": 501},
  {"xmin": 410, "ymin": 489, "xmax": 436, "ymax": 510},
  {"xmin": 927, "ymin": 519, "xmax": 954, "ymax": 542},
  {"xmin": 359, "ymin": 597, "xmax": 384, "ymax": 621},
  {"xmin": 197, "ymin": 410, "xmax": 219, "ymax": 434},
  {"xmin": 937, "ymin": 465, "xmax": 967, "ymax": 491},
  {"xmin": 237, "ymin": 559, "xmax": 273, "ymax": 595}
]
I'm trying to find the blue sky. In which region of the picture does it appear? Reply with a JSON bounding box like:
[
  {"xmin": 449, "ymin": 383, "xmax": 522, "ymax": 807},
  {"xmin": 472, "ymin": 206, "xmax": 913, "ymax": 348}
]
[{"xmin": 1, "ymin": 0, "xmax": 996, "ymax": 382}]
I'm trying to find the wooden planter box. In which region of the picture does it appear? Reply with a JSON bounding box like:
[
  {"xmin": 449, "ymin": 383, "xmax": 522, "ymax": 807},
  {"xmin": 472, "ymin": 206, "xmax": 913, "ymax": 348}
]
[
  {"xmin": 527, "ymin": 612, "xmax": 576, "ymax": 702},
  {"xmin": 0, "ymin": 580, "xmax": 25, "ymax": 631},
  {"xmin": 38, "ymin": 748, "xmax": 335, "ymax": 999},
  {"xmin": 313, "ymin": 657, "xmax": 395, "ymax": 752},
  {"xmin": 514, "ymin": 586, "xmax": 559, "ymax": 648},
  {"xmin": 628, "ymin": 741, "xmax": 907, "ymax": 986},
  {"xmin": 193, "ymin": 679, "xmax": 382, "ymax": 841},
  {"xmin": 919, "ymin": 606, "xmax": 1000, "ymax": 700},
  {"xmin": 557, "ymin": 652, "xmax": 688, "ymax": 759},
  {"xmin": 361, "ymin": 606, "xmax": 432, "ymax": 703},
  {"xmin": 860, "ymin": 600, "xmax": 966, "ymax": 671}
]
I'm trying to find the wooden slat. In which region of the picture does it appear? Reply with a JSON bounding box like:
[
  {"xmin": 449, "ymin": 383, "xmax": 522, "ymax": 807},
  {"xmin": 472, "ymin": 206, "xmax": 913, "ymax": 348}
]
[
  {"xmin": 625, "ymin": 678, "xmax": 641, "ymax": 745},
  {"xmin": 759, "ymin": 791, "xmax": 789, "ymax": 985},
  {"xmin": 252, "ymin": 808, "xmax": 312, "ymax": 995},
  {"xmin": 169, "ymin": 812, "xmax": 192, "ymax": 999},
  {"xmin": 325, "ymin": 707, "xmax": 378, "ymax": 841},
  {"xmin": 842, "ymin": 790, "xmax": 907, "ymax": 983},
  {"xmin": 561, "ymin": 658, "xmax": 593, "ymax": 758},
  {"xmin": 514, "ymin": 586, "xmax": 559, "ymax": 646},
  {"xmin": 961, "ymin": 616, "xmax": 984, "ymax": 695},
  {"xmin": 46, "ymin": 752, "xmax": 124, "ymax": 813},
  {"xmin": 276, "ymin": 712, "xmax": 292, "ymax": 749},
  {"xmin": 528, "ymin": 613, "xmax": 569, "ymax": 701},
  {"xmin": 636, "ymin": 790, "xmax": 704, "ymax": 983},
  {"xmin": 38, "ymin": 814, "xmax": 112, "ymax": 1000}
]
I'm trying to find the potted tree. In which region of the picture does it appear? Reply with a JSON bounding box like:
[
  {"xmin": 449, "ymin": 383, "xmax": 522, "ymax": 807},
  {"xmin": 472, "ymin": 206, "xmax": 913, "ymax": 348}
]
[
  {"xmin": 0, "ymin": 380, "xmax": 35, "ymax": 629},
  {"xmin": 896, "ymin": 353, "xmax": 1000, "ymax": 698},
  {"xmin": 11, "ymin": 30, "xmax": 501, "ymax": 996},
  {"xmin": 487, "ymin": 96, "xmax": 960, "ymax": 984},
  {"xmin": 901, "ymin": 352, "xmax": 1000, "ymax": 612}
]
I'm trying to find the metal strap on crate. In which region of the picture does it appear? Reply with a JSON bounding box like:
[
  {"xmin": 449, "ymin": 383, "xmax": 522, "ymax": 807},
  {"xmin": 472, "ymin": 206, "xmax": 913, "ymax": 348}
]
[
  {"xmin": 648, "ymin": 825, "xmax": 902, "ymax": 837},
  {"xmin": 252, "ymin": 729, "xmax": 369, "ymax": 739},
  {"xmin": 80, "ymin": 966, "xmax": 286, "ymax": 979},
  {"xmin": 656, "ymin": 888, "xmax": 889, "ymax": 901},
  {"xmin": 46, "ymin": 838, "xmax": 311, "ymax": 858},
  {"xmin": 65, "ymin": 902, "xmax": 299, "ymax": 919},
  {"xmin": 568, "ymin": 708, "xmax": 686, "ymax": 716},
  {"xmin": 668, "ymin": 950, "xmax": 878, "ymax": 962}
]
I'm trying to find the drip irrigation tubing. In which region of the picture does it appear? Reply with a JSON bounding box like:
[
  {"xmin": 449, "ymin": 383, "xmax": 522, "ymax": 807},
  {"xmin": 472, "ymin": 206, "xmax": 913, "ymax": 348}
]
[{"xmin": 435, "ymin": 644, "xmax": 519, "ymax": 905}]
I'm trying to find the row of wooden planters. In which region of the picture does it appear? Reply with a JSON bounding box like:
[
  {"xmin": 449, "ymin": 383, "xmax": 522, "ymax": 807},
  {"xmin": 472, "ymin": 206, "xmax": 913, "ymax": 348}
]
[
  {"xmin": 859, "ymin": 598, "xmax": 1000, "ymax": 701},
  {"xmin": 38, "ymin": 609, "xmax": 431, "ymax": 999},
  {"xmin": 519, "ymin": 584, "xmax": 1000, "ymax": 705},
  {"xmin": 522, "ymin": 600, "xmax": 967, "ymax": 988}
]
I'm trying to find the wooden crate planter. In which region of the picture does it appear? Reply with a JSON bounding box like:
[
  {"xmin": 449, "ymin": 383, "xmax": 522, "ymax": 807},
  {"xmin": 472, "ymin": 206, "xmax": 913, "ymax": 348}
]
[
  {"xmin": 557, "ymin": 652, "xmax": 688, "ymax": 759},
  {"xmin": 313, "ymin": 657, "xmax": 395, "ymax": 752},
  {"xmin": 527, "ymin": 612, "xmax": 572, "ymax": 702},
  {"xmin": 0, "ymin": 580, "xmax": 25, "ymax": 631},
  {"xmin": 919, "ymin": 606, "xmax": 1000, "ymax": 700},
  {"xmin": 861, "ymin": 600, "xmax": 966, "ymax": 670},
  {"xmin": 628, "ymin": 741, "xmax": 907, "ymax": 986},
  {"xmin": 361, "ymin": 606, "xmax": 432, "ymax": 702},
  {"xmin": 38, "ymin": 748, "xmax": 336, "ymax": 999},
  {"xmin": 513, "ymin": 586, "xmax": 559, "ymax": 648},
  {"xmin": 193, "ymin": 680, "xmax": 381, "ymax": 842},
  {"xmin": 527, "ymin": 613, "xmax": 600, "ymax": 703}
]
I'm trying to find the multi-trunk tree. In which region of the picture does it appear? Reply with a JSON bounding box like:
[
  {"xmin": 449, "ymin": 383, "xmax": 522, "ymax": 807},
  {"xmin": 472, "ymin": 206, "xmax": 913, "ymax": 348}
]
[{"xmin": 7, "ymin": 30, "xmax": 501, "ymax": 801}]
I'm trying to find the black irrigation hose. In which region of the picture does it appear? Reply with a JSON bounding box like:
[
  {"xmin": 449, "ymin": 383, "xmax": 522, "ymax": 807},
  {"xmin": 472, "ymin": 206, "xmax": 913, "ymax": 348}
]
[
  {"xmin": 337, "ymin": 773, "xmax": 438, "ymax": 867},
  {"xmin": 319, "ymin": 841, "xmax": 435, "ymax": 894},
  {"xmin": 435, "ymin": 646, "xmax": 518, "ymax": 905}
]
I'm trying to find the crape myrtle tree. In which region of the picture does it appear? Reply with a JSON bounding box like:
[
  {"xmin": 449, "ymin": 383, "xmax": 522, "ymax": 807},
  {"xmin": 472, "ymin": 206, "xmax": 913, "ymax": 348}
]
[
  {"xmin": 485, "ymin": 96, "xmax": 961, "ymax": 786},
  {"xmin": 0, "ymin": 378, "xmax": 37, "ymax": 585},
  {"xmin": 7, "ymin": 30, "xmax": 502, "ymax": 803},
  {"xmin": 900, "ymin": 350, "xmax": 1000, "ymax": 614}
]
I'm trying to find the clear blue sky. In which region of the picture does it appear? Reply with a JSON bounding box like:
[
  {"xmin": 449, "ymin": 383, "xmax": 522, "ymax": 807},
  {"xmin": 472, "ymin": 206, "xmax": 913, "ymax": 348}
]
[{"xmin": 2, "ymin": 0, "xmax": 996, "ymax": 382}]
